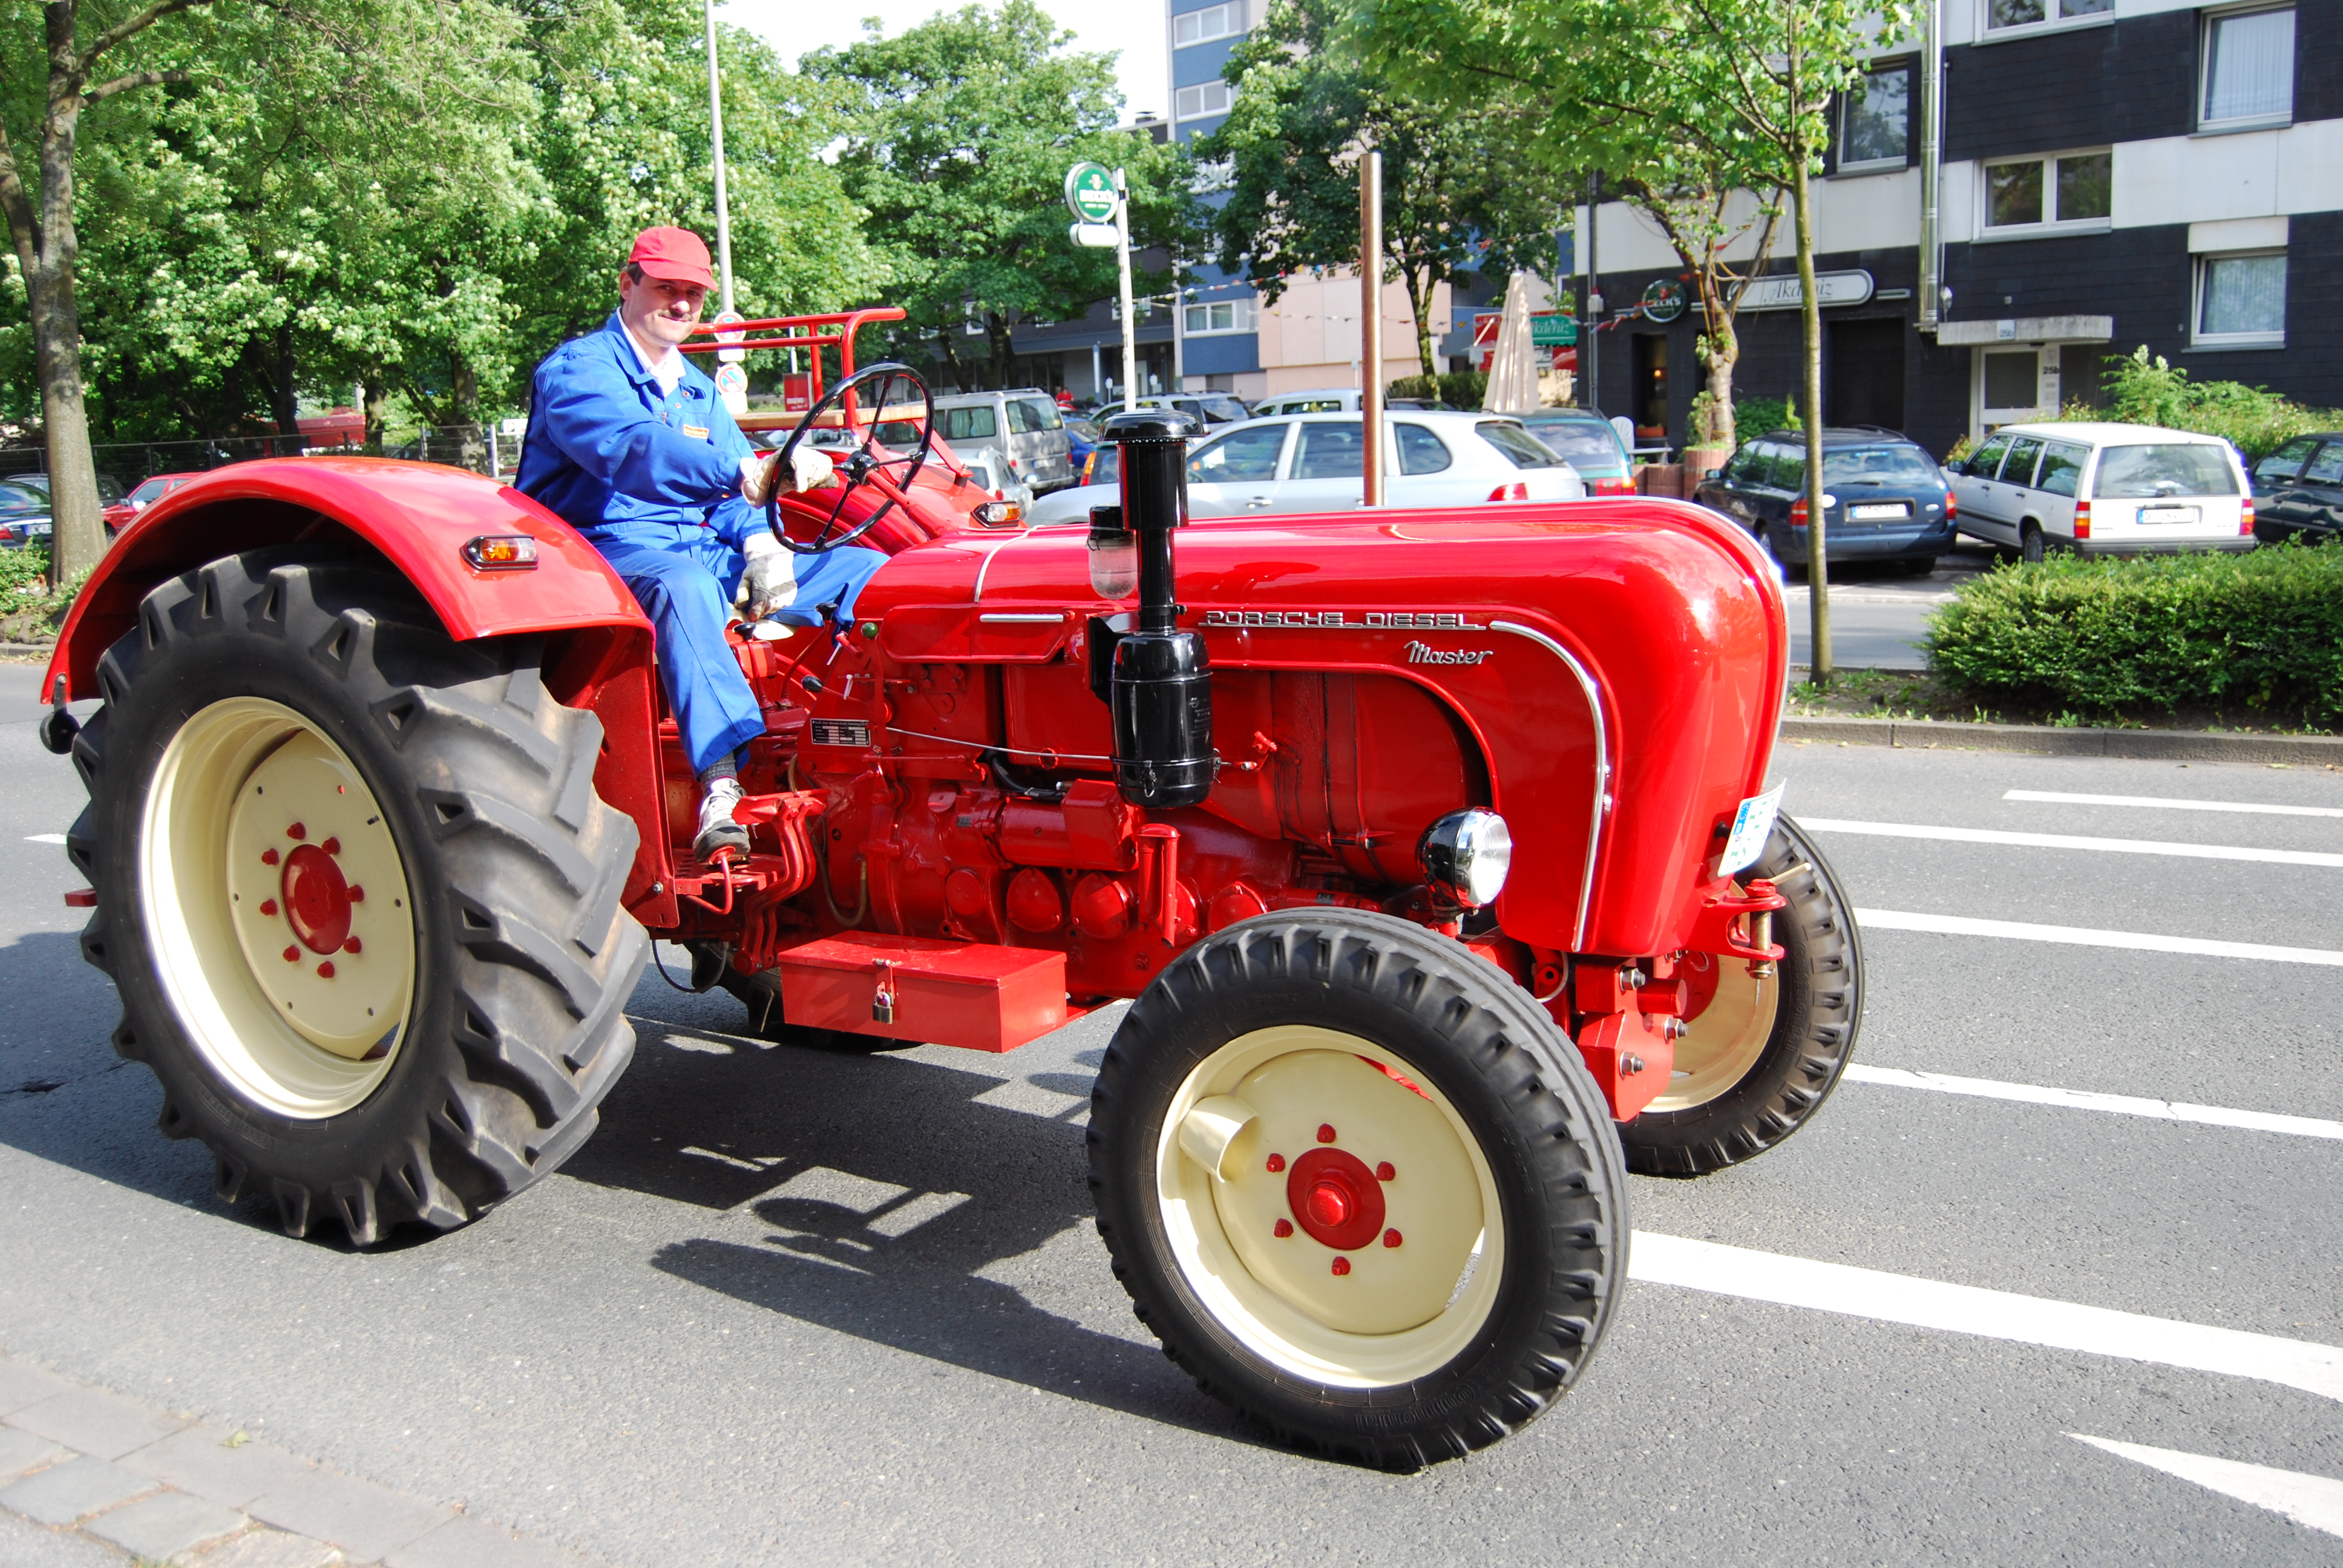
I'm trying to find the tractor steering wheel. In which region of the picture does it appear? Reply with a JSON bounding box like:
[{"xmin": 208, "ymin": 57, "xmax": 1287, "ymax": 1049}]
[{"xmin": 765, "ymin": 361, "xmax": 936, "ymax": 555}]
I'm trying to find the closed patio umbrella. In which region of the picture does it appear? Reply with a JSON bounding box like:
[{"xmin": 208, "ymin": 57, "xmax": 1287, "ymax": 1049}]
[{"xmin": 1481, "ymin": 272, "xmax": 1539, "ymax": 416}]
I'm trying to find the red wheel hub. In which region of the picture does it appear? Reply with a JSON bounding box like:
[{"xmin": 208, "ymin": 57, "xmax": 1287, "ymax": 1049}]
[
  {"xmin": 281, "ymin": 843, "xmax": 353, "ymax": 955},
  {"xmin": 1285, "ymin": 1146, "xmax": 1386, "ymax": 1253}
]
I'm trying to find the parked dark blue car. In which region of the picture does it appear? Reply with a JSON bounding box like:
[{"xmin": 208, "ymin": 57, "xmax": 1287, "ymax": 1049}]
[
  {"xmin": 2250, "ymin": 431, "xmax": 2343, "ymax": 545},
  {"xmin": 1693, "ymin": 427, "xmax": 1958, "ymax": 573}
]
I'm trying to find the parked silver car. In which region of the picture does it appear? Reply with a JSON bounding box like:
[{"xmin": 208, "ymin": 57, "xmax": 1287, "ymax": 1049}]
[{"xmin": 929, "ymin": 387, "xmax": 1075, "ymax": 494}]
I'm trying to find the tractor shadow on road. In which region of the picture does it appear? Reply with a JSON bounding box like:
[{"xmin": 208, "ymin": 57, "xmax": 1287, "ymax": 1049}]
[{"xmin": 568, "ymin": 994, "xmax": 1259, "ymax": 1448}]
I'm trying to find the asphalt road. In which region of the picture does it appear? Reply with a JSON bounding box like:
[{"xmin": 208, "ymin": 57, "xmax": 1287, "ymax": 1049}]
[
  {"xmin": 1780, "ymin": 538, "xmax": 1998, "ymax": 671},
  {"xmin": 4, "ymin": 659, "xmax": 2340, "ymax": 1566}
]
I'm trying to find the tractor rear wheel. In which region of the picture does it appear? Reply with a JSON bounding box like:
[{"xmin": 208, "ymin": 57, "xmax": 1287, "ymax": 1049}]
[
  {"xmin": 1619, "ymin": 814, "xmax": 1863, "ymax": 1176},
  {"xmin": 68, "ymin": 549, "xmax": 647, "ymax": 1244},
  {"xmin": 1089, "ymin": 909, "xmax": 1628, "ymax": 1469}
]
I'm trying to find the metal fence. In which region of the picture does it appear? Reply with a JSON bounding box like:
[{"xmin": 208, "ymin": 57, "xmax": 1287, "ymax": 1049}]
[{"xmin": 0, "ymin": 424, "xmax": 518, "ymax": 492}]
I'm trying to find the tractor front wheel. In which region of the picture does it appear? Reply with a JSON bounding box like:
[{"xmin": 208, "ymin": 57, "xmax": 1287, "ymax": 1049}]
[
  {"xmin": 1089, "ymin": 909, "xmax": 1628, "ymax": 1468},
  {"xmin": 69, "ymin": 550, "xmax": 647, "ymax": 1244},
  {"xmin": 1619, "ymin": 814, "xmax": 1863, "ymax": 1176}
]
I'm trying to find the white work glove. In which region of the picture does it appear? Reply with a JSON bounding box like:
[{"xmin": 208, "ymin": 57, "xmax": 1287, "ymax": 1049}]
[
  {"xmin": 739, "ymin": 445, "xmax": 837, "ymax": 508},
  {"xmin": 739, "ymin": 529, "xmax": 798, "ymax": 619}
]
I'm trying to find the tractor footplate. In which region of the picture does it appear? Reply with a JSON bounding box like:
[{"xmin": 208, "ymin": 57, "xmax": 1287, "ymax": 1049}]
[{"xmin": 769, "ymin": 931, "xmax": 1070, "ymax": 1053}]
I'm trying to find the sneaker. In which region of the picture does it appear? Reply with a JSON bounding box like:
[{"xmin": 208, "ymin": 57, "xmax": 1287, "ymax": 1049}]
[{"xmin": 694, "ymin": 777, "xmax": 750, "ymax": 862}]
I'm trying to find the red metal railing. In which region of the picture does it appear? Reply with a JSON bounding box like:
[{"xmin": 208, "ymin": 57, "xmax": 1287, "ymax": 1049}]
[{"xmin": 678, "ymin": 307, "xmax": 908, "ymax": 422}]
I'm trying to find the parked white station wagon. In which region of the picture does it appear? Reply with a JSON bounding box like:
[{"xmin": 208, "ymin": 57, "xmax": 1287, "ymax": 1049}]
[{"xmin": 1950, "ymin": 422, "xmax": 2254, "ymax": 561}]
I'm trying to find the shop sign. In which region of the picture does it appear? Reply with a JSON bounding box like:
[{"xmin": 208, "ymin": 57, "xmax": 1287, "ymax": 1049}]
[{"xmin": 1727, "ymin": 269, "xmax": 1875, "ymax": 312}]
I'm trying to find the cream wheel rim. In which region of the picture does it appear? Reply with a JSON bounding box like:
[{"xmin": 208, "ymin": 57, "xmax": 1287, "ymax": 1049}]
[
  {"xmin": 1648, "ymin": 952, "xmax": 1777, "ymax": 1112},
  {"xmin": 1155, "ymin": 1025, "xmax": 1504, "ymax": 1388},
  {"xmin": 142, "ymin": 697, "xmax": 417, "ymax": 1118}
]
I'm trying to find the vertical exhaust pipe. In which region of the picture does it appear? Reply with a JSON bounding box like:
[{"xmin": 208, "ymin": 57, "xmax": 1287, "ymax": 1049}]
[{"xmin": 1101, "ymin": 410, "xmax": 1215, "ymax": 808}]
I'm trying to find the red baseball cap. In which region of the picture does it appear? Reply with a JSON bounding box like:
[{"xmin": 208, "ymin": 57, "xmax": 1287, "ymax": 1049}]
[{"xmin": 627, "ymin": 226, "xmax": 715, "ymax": 289}]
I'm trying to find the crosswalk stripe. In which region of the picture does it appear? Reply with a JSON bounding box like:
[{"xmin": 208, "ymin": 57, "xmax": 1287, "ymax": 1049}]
[
  {"xmin": 2069, "ymin": 1435, "xmax": 2343, "ymax": 1540},
  {"xmin": 2006, "ymin": 788, "xmax": 2343, "ymax": 820},
  {"xmin": 1841, "ymin": 1063, "xmax": 2343, "ymax": 1141},
  {"xmin": 1804, "ymin": 817, "xmax": 2343, "ymax": 868},
  {"xmin": 1853, "ymin": 907, "xmax": 2343, "ymax": 967},
  {"xmin": 1629, "ymin": 1232, "xmax": 2343, "ymax": 1404}
]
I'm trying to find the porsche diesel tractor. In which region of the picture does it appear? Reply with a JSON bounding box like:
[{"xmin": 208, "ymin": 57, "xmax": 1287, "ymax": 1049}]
[{"xmin": 40, "ymin": 309, "xmax": 1861, "ymax": 1466}]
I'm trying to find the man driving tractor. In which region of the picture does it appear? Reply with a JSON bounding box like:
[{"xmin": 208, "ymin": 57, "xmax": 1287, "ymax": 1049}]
[{"xmin": 516, "ymin": 226, "xmax": 885, "ymax": 861}]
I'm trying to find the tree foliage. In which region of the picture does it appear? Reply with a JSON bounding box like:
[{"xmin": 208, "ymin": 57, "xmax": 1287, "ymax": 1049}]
[
  {"xmin": 801, "ymin": 0, "xmax": 1190, "ymax": 391},
  {"xmin": 1202, "ymin": 0, "xmax": 1565, "ymax": 379}
]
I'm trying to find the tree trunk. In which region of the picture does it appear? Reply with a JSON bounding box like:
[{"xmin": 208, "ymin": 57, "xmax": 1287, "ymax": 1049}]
[
  {"xmin": 1791, "ymin": 109, "xmax": 1831, "ymax": 684},
  {"xmin": 1402, "ymin": 264, "xmax": 1437, "ymax": 379},
  {"xmin": 25, "ymin": 91, "xmax": 105, "ymax": 587},
  {"xmin": 1698, "ymin": 325, "xmax": 1738, "ymax": 449},
  {"xmin": 361, "ymin": 373, "xmax": 392, "ymax": 451}
]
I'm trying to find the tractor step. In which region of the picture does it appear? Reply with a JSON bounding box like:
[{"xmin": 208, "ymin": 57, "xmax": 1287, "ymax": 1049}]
[{"xmin": 770, "ymin": 932, "xmax": 1069, "ymax": 1053}]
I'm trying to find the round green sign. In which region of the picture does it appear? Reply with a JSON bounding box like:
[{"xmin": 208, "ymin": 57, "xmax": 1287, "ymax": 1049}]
[
  {"xmin": 1065, "ymin": 162, "xmax": 1119, "ymax": 223},
  {"xmin": 1642, "ymin": 278, "xmax": 1687, "ymax": 323}
]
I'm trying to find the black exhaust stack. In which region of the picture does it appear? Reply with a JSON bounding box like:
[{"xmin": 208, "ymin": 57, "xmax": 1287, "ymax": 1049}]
[{"xmin": 1100, "ymin": 410, "xmax": 1214, "ymax": 808}]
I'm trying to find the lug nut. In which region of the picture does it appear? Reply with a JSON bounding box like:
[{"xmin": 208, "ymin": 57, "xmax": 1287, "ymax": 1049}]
[
  {"xmin": 1316, "ymin": 1123, "xmax": 1337, "ymax": 1144},
  {"xmin": 260, "ymin": 900, "xmax": 278, "ymax": 916},
  {"xmin": 286, "ymin": 823, "xmax": 306, "ymax": 840},
  {"xmin": 1622, "ymin": 1054, "xmax": 1645, "ymax": 1075},
  {"xmin": 1274, "ymin": 1219, "xmax": 1293, "ymax": 1238},
  {"xmin": 1266, "ymin": 1153, "xmax": 1286, "ymax": 1173},
  {"xmin": 1383, "ymin": 1229, "xmax": 1403, "ymax": 1248},
  {"xmin": 1375, "ymin": 1161, "xmax": 1395, "ymax": 1181},
  {"xmin": 1330, "ymin": 1257, "xmax": 1351, "ymax": 1276}
]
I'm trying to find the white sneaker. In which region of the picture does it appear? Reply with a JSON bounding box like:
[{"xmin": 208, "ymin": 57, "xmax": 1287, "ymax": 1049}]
[{"xmin": 694, "ymin": 777, "xmax": 750, "ymax": 861}]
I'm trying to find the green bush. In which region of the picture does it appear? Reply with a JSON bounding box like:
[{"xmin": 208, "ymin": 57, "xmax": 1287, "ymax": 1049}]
[
  {"xmin": 1924, "ymin": 544, "xmax": 2343, "ymax": 727},
  {"xmin": 1733, "ymin": 394, "xmax": 1797, "ymax": 438},
  {"xmin": 2054, "ymin": 347, "xmax": 2343, "ymax": 460},
  {"xmin": 1389, "ymin": 370, "xmax": 1489, "ymax": 408}
]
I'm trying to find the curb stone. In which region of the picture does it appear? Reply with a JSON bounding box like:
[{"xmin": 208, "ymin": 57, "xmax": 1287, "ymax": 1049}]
[
  {"xmin": 0, "ymin": 1352, "xmax": 608, "ymax": 1567},
  {"xmin": 1781, "ymin": 714, "xmax": 2343, "ymax": 765}
]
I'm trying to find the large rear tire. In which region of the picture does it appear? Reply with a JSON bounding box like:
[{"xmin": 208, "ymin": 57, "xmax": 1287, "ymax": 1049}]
[
  {"xmin": 1089, "ymin": 909, "xmax": 1628, "ymax": 1469},
  {"xmin": 69, "ymin": 550, "xmax": 648, "ymax": 1244},
  {"xmin": 1618, "ymin": 814, "xmax": 1863, "ymax": 1176}
]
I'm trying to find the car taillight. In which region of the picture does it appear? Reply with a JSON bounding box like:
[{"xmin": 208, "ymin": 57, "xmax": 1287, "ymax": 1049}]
[
  {"xmin": 2241, "ymin": 497, "xmax": 2255, "ymax": 535},
  {"xmin": 1943, "ymin": 489, "xmax": 1956, "ymax": 521},
  {"xmin": 1596, "ymin": 475, "xmax": 1635, "ymax": 496},
  {"xmin": 1082, "ymin": 451, "xmax": 1098, "ymax": 483},
  {"xmin": 1789, "ymin": 497, "xmax": 1807, "ymax": 525},
  {"xmin": 1488, "ymin": 482, "xmax": 1530, "ymax": 501},
  {"xmin": 2073, "ymin": 500, "xmax": 2091, "ymax": 541}
]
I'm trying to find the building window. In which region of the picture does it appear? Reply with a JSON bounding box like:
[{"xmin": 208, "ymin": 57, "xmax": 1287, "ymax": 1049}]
[
  {"xmin": 1986, "ymin": 0, "xmax": 2108, "ymax": 31},
  {"xmin": 2200, "ymin": 7, "xmax": 2293, "ymax": 128},
  {"xmin": 1175, "ymin": 79, "xmax": 1233, "ymax": 121},
  {"xmin": 1184, "ymin": 298, "xmax": 1257, "ymax": 336},
  {"xmin": 1982, "ymin": 150, "xmax": 2111, "ymax": 232},
  {"xmin": 2194, "ymin": 250, "xmax": 2286, "ymax": 345},
  {"xmin": 1837, "ymin": 62, "xmax": 1910, "ymax": 171},
  {"xmin": 1173, "ymin": 2, "xmax": 1245, "ymax": 47}
]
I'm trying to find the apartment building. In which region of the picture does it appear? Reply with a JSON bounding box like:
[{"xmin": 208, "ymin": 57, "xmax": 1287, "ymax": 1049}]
[{"xmin": 1578, "ymin": 0, "xmax": 2341, "ymax": 454}]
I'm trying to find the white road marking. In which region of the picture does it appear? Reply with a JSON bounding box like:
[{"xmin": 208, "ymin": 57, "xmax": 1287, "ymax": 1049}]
[
  {"xmin": 2069, "ymin": 1435, "xmax": 2343, "ymax": 1540},
  {"xmin": 1803, "ymin": 817, "xmax": 2343, "ymax": 868},
  {"xmin": 1843, "ymin": 1063, "xmax": 2343, "ymax": 1142},
  {"xmin": 2007, "ymin": 788, "xmax": 2343, "ymax": 820},
  {"xmin": 1853, "ymin": 907, "xmax": 2343, "ymax": 967},
  {"xmin": 1630, "ymin": 1232, "xmax": 2343, "ymax": 1403},
  {"xmin": 24, "ymin": 834, "xmax": 65, "ymax": 845}
]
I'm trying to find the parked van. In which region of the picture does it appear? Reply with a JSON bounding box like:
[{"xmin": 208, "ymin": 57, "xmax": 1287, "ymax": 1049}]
[
  {"xmin": 929, "ymin": 387, "xmax": 1075, "ymax": 493},
  {"xmin": 1950, "ymin": 422, "xmax": 2254, "ymax": 561},
  {"xmin": 1250, "ymin": 388, "xmax": 1360, "ymax": 418}
]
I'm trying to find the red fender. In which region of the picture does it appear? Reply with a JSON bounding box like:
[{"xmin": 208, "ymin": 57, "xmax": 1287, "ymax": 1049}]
[{"xmin": 42, "ymin": 457, "xmax": 677, "ymax": 920}]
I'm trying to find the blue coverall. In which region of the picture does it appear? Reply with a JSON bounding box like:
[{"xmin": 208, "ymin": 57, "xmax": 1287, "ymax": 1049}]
[{"xmin": 516, "ymin": 313, "xmax": 884, "ymax": 774}]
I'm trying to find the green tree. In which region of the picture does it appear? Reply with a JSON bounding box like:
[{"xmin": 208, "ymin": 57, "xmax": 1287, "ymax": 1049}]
[
  {"xmin": 1349, "ymin": 0, "xmax": 1906, "ymax": 680},
  {"xmin": 2, "ymin": 0, "xmax": 239, "ymax": 581},
  {"xmin": 1202, "ymin": 0, "xmax": 1565, "ymax": 379},
  {"xmin": 801, "ymin": 0, "xmax": 1191, "ymax": 391}
]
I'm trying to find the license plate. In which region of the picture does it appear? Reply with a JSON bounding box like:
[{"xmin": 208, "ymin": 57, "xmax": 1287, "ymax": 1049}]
[
  {"xmin": 2140, "ymin": 505, "xmax": 2200, "ymax": 524},
  {"xmin": 1719, "ymin": 783, "xmax": 1785, "ymax": 877},
  {"xmin": 1849, "ymin": 502, "xmax": 1909, "ymax": 520}
]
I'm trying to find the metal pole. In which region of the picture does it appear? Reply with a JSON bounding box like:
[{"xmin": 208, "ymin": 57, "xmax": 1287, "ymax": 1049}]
[
  {"xmin": 703, "ymin": 0, "xmax": 735, "ymax": 313},
  {"xmin": 1360, "ymin": 149, "xmax": 1384, "ymax": 508},
  {"xmin": 1172, "ymin": 266, "xmax": 1186, "ymax": 394},
  {"xmin": 1918, "ymin": 0, "xmax": 1944, "ymax": 332},
  {"xmin": 1583, "ymin": 172, "xmax": 1601, "ymax": 414},
  {"xmin": 1116, "ymin": 168, "xmax": 1138, "ymax": 414},
  {"xmin": 1092, "ymin": 341, "xmax": 1103, "ymax": 402}
]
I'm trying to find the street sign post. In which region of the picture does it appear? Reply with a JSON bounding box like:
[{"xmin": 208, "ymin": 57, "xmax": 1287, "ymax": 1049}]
[
  {"xmin": 1066, "ymin": 162, "xmax": 1137, "ymax": 413},
  {"xmin": 711, "ymin": 310, "xmax": 749, "ymax": 415}
]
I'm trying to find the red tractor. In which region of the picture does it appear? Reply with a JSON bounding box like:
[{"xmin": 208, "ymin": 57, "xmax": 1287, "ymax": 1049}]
[{"xmin": 39, "ymin": 310, "xmax": 1861, "ymax": 1468}]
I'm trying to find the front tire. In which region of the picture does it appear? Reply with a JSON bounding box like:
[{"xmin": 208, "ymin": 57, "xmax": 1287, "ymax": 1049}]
[
  {"xmin": 1089, "ymin": 909, "xmax": 1628, "ymax": 1468},
  {"xmin": 70, "ymin": 550, "xmax": 648, "ymax": 1244},
  {"xmin": 1619, "ymin": 814, "xmax": 1863, "ymax": 1176}
]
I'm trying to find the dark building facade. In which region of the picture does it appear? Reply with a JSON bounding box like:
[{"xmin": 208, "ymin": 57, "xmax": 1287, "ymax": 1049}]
[{"xmin": 1582, "ymin": 0, "xmax": 2339, "ymax": 457}]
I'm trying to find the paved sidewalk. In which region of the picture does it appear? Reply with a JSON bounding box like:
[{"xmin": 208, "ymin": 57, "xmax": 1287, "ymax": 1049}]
[{"xmin": 0, "ymin": 1353, "xmax": 603, "ymax": 1568}]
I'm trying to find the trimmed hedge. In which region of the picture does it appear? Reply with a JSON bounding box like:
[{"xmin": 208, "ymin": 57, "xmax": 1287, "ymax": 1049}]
[
  {"xmin": 1924, "ymin": 545, "xmax": 2343, "ymax": 728},
  {"xmin": 1389, "ymin": 370, "xmax": 1488, "ymax": 408}
]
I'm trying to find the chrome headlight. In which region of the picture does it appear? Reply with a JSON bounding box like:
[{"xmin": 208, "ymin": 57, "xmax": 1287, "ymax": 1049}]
[{"xmin": 1417, "ymin": 809, "xmax": 1512, "ymax": 908}]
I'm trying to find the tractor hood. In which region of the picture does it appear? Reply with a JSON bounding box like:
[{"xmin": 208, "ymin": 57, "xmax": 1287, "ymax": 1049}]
[{"xmin": 854, "ymin": 499, "xmax": 1789, "ymax": 958}]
